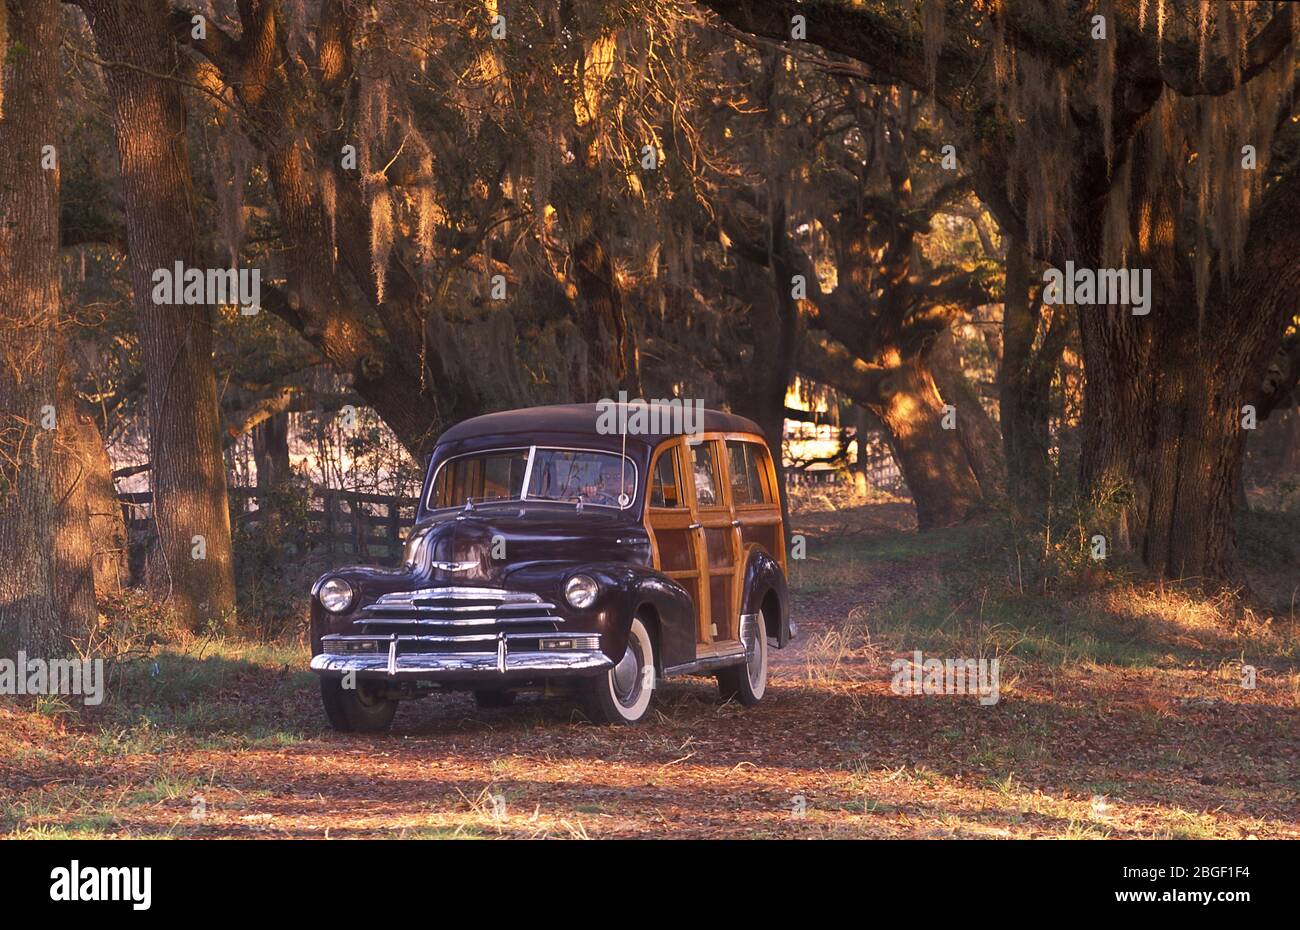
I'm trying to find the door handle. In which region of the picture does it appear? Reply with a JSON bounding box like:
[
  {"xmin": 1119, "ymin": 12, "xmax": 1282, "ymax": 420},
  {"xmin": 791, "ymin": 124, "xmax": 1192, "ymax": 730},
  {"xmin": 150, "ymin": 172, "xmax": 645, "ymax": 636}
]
[{"xmin": 688, "ymin": 522, "xmax": 702, "ymax": 530}]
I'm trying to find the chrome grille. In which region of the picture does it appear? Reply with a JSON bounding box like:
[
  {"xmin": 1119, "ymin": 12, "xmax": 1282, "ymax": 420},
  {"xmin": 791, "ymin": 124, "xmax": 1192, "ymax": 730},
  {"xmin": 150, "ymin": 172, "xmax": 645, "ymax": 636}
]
[{"xmin": 354, "ymin": 587, "xmax": 563, "ymax": 646}]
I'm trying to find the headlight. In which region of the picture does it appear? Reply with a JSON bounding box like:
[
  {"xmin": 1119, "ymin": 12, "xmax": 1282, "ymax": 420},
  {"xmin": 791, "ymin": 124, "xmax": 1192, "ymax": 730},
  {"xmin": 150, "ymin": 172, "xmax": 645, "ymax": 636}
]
[
  {"xmin": 318, "ymin": 577, "xmax": 354, "ymax": 614},
  {"xmin": 564, "ymin": 574, "xmax": 600, "ymax": 609}
]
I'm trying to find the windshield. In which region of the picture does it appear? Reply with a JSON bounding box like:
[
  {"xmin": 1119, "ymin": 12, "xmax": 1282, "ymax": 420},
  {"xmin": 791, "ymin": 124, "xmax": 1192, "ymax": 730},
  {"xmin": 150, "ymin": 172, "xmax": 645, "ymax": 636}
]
[{"xmin": 428, "ymin": 447, "xmax": 637, "ymax": 511}]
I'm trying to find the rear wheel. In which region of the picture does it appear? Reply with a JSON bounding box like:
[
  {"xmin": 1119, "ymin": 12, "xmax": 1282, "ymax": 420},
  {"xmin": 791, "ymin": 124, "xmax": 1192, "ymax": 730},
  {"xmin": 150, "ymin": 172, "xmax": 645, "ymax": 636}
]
[
  {"xmin": 320, "ymin": 677, "xmax": 398, "ymax": 733},
  {"xmin": 717, "ymin": 607, "xmax": 768, "ymax": 706},
  {"xmin": 473, "ymin": 688, "xmax": 517, "ymax": 709},
  {"xmin": 582, "ymin": 616, "xmax": 655, "ymax": 725}
]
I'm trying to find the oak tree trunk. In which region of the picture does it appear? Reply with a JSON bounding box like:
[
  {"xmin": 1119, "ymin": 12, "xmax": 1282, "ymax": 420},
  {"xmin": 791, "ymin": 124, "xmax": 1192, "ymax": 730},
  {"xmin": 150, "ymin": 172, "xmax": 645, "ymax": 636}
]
[
  {"xmin": 930, "ymin": 328, "xmax": 1005, "ymax": 499},
  {"xmin": 1080, "ymin": 165, "xmax": 1300, "ymax": 580},
  {"xmin": 574, "ymin": 236, "xmax": 640, "ymax": 399},
  {"xmin": 82, "ymin": 0, "xmax": 237, "ymax": 628},
  {"xmin": 870, "ymin": 355, "xmax": 983, "ymax": 530},
  {"xmin": 999, "ymin": 239, "xmax": 1056, "ymax": 510},
  {"xmin": 851, "ymin": 406, "xmax": 875, "ymax": 496},
  {"xmin": 0, "ymin": 0, "xmax": 73, "ymax": 655}
]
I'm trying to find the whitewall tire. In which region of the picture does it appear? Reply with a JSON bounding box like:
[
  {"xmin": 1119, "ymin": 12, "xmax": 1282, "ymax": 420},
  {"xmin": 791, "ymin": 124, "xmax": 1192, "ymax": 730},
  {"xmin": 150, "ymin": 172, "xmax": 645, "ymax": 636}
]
[
  {"xmin": 582, "ymin": 616, "xmax": 655, "ymax": 725},
  {"xmin": 717, "ymin": 607, "xmax": 768, "ymax": 705}
]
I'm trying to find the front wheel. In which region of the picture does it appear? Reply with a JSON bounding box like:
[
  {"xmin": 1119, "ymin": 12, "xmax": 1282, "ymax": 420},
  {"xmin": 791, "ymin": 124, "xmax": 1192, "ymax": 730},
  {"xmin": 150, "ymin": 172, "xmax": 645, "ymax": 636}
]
[
  {"xmin": 717, "ymin": 608, "xmax": 768, "ymax": 706},
  {"xmin": 581, "ymin": 616, "xmax": 655, "ymax": 725},
  {"xmin": 320, "ymin": 676, "xmax": 398, "ymax": 733}
]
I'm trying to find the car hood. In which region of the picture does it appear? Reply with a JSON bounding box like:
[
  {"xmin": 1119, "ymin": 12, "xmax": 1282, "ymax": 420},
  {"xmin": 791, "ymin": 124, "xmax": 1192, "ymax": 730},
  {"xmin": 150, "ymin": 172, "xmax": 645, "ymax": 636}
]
[{"xmin": 408, "ymin": 505, "xmax": 649, "ymax": 585}]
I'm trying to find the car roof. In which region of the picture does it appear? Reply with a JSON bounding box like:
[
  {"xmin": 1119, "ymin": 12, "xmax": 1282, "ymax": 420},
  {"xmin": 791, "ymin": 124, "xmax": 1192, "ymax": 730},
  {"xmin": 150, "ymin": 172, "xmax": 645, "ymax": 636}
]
[{"xmin": 436, "ymin": 402, "xmax": 765, "ymax": 447}]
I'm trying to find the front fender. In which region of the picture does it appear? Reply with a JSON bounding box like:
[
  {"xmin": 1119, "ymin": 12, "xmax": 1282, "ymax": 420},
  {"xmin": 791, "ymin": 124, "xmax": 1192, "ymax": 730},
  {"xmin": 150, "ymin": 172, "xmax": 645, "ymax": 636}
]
[
  {"xmin": 502, "ymin": 561, "xmax": 695, "ymax": 668},
  {"xmin": 308, "ymin": 565, "xmax": 415, "ymax": 655}
]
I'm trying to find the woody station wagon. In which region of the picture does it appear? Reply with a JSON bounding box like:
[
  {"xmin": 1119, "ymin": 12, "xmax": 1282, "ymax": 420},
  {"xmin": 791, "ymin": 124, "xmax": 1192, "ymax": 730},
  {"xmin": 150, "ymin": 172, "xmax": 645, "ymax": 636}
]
[{"xmin": 309, "ymin": 403, "xmax": 792, "ymax": 730}]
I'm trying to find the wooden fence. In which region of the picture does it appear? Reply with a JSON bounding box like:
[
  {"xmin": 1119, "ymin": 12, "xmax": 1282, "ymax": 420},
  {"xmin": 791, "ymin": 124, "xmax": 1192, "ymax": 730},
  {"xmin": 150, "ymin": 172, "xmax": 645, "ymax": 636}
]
[
  {"xmin": 119, "ymin": 486, "xmax": 420, "ymax": 566},
  {"xmin": 855, "ymin": 429, "xmax": 906, "ymax": 493},
  {"xmin": 784, "ymin": 428, "xmax": 905, "ymax": 493}
]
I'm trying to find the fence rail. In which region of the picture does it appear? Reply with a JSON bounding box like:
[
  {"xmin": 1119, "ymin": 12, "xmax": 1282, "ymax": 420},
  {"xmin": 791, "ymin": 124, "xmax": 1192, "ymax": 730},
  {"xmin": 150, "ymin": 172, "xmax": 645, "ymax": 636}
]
[
  {"xmin": 119, "ymin": 486, "xmax": 421, "ymax": 565},
  {"xmin": 784, "ymin": 428, "xmax": 905, "ymax": 492}
]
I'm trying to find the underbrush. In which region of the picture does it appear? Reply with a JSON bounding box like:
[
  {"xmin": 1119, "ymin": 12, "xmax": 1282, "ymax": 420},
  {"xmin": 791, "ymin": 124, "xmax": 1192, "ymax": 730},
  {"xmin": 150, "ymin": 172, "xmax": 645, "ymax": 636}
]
[
  {"xmin": 792, "ymin": 501, "xmax": 1300, "ymax": 689},
  {"xmin": 786, "ymin": 479, "xmax": 907, "ymax": 516}
]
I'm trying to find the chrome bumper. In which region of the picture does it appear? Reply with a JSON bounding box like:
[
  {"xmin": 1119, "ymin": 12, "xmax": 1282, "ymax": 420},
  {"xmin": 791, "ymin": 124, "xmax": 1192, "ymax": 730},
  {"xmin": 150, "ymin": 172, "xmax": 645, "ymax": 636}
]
[{"xmin": 310, "ymin": 636, "xmax": 612, "ymax": 681}]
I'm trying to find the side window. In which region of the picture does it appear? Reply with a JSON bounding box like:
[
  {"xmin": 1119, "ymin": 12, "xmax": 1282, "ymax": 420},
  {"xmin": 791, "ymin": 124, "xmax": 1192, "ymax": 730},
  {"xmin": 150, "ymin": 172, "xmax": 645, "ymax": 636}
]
[
  {"xmin": 727, "ymin": 440, "xmax": 771, "ymax": 505},
  {"xmin": 746, "ymin": 443, "xmax": 773, "ymax": 504},
  {"xmin": 690, "ymin": 440, "xmax": 724, "ymax": 507},
  {"xmin": 727, "ymin": 442, "xmax": 753, "ymax": 505},
  {"xmin": 650, "ymin": 446, "xmax": 683, "ymax": 508}
]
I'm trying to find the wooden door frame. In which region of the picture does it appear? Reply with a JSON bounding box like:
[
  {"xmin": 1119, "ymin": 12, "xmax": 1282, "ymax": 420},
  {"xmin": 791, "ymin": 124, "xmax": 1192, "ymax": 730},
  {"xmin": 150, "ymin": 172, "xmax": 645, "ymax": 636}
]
[
  {"xmin": 685, "ymin": 433, "xmax": 740, "ymax": 645},
  {"xmin": 643, "ymin": 438, "xmax": 709, "ymax": 644}
]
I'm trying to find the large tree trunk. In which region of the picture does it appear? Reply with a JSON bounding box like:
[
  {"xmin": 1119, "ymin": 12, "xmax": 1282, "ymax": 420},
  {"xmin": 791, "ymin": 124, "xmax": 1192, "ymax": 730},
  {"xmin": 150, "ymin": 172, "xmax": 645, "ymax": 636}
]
[
  {"xmin": 0, "ymin": 0, "xmax": 71, "ymax": 655},
  {"xmin": 930, "ymin": 328, "xmax": 1005, "ymax": 499},
  {"xmin": 725, "ymin": 336, "xmax": 794, "ymax": 539},
  {"xmin": 723, "ymin": 198, "xmax": 801, "ymax": 544},
  {"xmin": 999, "ymin": 238, "xmax": 1060, "ymax": 511},
  {"xmin": 870, "ymin": 354, "xmax": 983, "ymax": 529},
  {"xmin": 82, "ymin": 0, "xmax": 237, "ymax": 628},
  {"xmin": 574, "ymin": 235, "xmax": 640, "ymax": 400},
  {"xmin": 1081, "ymin": 163, "xmax": 1300, "ymax": 580}
]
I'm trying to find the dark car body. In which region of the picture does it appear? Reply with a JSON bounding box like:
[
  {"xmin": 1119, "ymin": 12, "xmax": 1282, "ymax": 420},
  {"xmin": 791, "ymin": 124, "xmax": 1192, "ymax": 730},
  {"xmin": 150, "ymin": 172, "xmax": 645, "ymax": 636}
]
[{"xmin": 308, "ymin": 403, "xmax": 791, "ymax": 724}]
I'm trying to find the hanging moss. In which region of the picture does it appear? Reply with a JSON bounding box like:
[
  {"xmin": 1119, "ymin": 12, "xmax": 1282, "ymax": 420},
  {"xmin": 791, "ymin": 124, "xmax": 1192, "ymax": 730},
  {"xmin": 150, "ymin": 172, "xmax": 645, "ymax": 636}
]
[
  {"xmin": 921, "ymin": 0, "xmax": 945, "ymax": 97},
  {"xmin": 0, "ymin": 3, "xmax": 7, "ymax": 121},
  {"xmin": 416, "ymin": 174, "xmax": 439, "ymax": 264},
  {"xmin": 368, "ymin": 180, "xmax": 394, "ymax": 303},
  {"xmin": 1157, "ymin": 0, "xmax": 1166, "ymax": 64},
  {"xmin": 1197, "ymin": 0, "xmax": 1211, "ymax": 80},
  {"xmin": 1101, "ymin": 154, "xmax": 1131, "ymax": 268},
  {"xmin": 1095, "ymin": 0, "xmax": 1116, "ymax": 175},
  {"xmin": 999, "ymin": 43, "xmax": 1075, "ymax": 256}
]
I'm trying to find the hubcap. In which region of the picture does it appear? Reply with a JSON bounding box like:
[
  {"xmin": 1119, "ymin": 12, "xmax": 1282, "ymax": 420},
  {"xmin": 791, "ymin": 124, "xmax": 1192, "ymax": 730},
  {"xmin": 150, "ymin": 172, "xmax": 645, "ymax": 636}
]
[{"xmin": 612, "ymin": 639, "xmax": 642, "ymax": 705}]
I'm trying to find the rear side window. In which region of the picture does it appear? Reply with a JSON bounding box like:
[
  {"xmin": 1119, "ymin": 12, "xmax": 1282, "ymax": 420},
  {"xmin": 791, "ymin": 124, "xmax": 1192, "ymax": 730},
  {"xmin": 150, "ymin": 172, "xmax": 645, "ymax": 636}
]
[
  {"xmin": 727, "ymin": 441, "xmax": 771, "ymax": 505},
  {"xmin": 650, "ymin": 446, "xmax": 683, "ymax": 508},
  {"xmin": 690, "ymin": 441, "xmax": 724, "ymax": 507}
]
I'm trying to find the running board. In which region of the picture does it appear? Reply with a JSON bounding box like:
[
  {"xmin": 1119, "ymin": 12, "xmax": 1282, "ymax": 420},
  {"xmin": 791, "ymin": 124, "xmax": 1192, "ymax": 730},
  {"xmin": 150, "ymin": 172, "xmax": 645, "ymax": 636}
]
[{"xmin": 662, "ymin": 649, "xmax": 747, "ymax": 678}]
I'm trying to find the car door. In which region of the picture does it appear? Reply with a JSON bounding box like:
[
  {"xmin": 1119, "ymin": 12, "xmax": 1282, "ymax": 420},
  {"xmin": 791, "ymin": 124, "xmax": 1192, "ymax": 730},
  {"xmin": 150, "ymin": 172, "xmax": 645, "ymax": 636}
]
[
  {"xmin": 725, "ymin": 438, "xmax": 786, "ymax": 572},
  {"xmin": 643, "ymin": 439, "xmax": 710, "ymax": 647},
  {"xmin": 686, "ymin": 435, "xmax": 739, "ymax": 645}
]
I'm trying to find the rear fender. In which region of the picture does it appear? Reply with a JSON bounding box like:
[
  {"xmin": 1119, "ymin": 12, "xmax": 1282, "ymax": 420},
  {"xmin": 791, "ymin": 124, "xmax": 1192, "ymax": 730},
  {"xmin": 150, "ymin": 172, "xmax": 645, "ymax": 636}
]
[{"xmin": 739, "ymin": 545, "xmax": 791, "ymax": 648}]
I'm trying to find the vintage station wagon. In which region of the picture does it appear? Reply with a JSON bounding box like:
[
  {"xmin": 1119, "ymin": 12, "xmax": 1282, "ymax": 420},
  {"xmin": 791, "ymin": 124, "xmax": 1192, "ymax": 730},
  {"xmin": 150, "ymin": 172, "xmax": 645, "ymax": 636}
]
[{"xmin": 309, "ymin": 403, "xmax": 792, "ymax": 731}]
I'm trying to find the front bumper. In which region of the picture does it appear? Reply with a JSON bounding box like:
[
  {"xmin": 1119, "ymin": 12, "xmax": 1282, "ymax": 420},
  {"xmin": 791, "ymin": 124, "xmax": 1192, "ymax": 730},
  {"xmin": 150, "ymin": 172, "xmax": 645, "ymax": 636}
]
[
  {"xmin": 311, "ymin": 585, "xmax": 613, "ymax": 684},
  {"xmin": 310, "ymin": 634, "xmax": 612, "ymax": 683}
]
